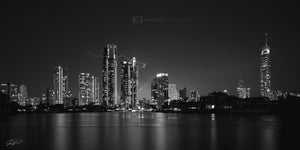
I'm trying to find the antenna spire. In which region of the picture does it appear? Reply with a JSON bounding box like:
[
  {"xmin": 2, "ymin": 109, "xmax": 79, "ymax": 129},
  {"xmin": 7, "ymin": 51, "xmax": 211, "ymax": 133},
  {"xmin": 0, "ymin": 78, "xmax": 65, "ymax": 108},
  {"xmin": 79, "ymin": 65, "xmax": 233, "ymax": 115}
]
[{"xmin": 265, "ymin": 33, "xmax": 268, "ymax": 46}]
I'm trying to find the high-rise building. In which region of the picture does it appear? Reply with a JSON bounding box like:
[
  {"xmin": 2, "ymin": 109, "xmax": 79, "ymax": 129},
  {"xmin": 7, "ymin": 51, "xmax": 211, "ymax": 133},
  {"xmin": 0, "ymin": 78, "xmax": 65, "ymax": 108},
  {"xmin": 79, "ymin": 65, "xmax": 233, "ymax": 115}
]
[
  {"xmin": 0, "ymin": 83, "xmax": 18, "ymax": 103},
  {"xmin": 237, "ymin": 79, "xmax": 251, "ymax": 99},
  {"xmin": 120, "ymin": 57, "xmax": 138, "ymax": 109},
  {"xmin": 151, "ymin": 73, "xmax": 169, "ymax": 110},
  {"xmin": 260, "ymin": 33, "xmax": 272, "ymax": 99},
  {"xmin": 79, "ymin": 73, "xmax": 100, "ymax": 106},
  {"xmin": 102, "ymin": 44, "xmax": 118, "ymax": 109},
  {"xmin": 179, "ymin": 87, "xmax": 187, "ymax": 101},
  {"xmin": 79, "ymin": 73, "xmax": 92, "ymax": 106},
  {"xmin": 168, "ymin": 84, "xmax": 178, "ymax": 100},
  {"xmin": 18, "ymin": 85, "xmax": 27, "ymax": 106},
  {"xmin": 53, "ymin": 66, "xmax": 69, "ymax": 105},
  {"xmin": 91, "ymin": 76, "xmax": 100, "ymax": 105},
  {"xmin": 190, "ymin": 89, "xmax": 199, "ymax": 101},
  {"xmin": 121, "ymin": 61, "xmax": 131, "ymax": 109}
]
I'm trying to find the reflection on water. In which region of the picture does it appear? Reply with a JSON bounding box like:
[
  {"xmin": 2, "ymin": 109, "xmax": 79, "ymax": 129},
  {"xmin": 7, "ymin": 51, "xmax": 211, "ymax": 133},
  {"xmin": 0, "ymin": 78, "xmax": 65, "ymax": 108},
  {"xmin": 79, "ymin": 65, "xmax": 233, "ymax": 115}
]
[{"xmin": 0, "ymin": 112, "xmax": 297, "ymax": 150}]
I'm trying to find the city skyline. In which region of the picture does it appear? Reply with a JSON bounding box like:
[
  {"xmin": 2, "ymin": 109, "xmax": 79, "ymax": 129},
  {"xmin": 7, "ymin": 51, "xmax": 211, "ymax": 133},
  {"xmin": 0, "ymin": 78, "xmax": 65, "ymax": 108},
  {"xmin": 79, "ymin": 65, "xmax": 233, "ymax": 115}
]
[
  {"xmin": 2, "ymin": 33, "xmax": 299, "ymax": 99},
  {"xmin": 3, "ymin": 1, "xmax": 300, "ymax": 99}
]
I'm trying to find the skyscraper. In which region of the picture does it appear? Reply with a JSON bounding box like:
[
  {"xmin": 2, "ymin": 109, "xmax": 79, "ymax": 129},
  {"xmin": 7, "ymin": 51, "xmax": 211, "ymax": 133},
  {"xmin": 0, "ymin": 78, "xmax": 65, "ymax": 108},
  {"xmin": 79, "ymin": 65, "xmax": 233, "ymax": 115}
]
[
  {"xmin": 260, "ymin": 33, "xmax": 272, "ymax": 99},
  {"xmin": 237, "ymin": 79, "xmax": 250, "ymax": 99},
  {"xmin": 53, "ymin": 66, "xmax": 69, "ymax": 105},
  {"xmin": 120, "ymin": 61, "xmax": 131, "ymax": 109},
  {"xmin": 18, "ymin": 85, "xmax": 27, "ymax": 106},
  {"xmin": 79, "ymin": 73, "xmax": 100, "ymax": 106},
  {"xmin": 91, "ymin": 76, "xmax": 100, "ymax": 105},
  {"xmin": 102, "ymin": 44, "xmax": 118, "ymax": 109},
  {"xmin": 168, "ymin": 83, "xmax": 178, "ymax": 100},
  {"xmin": 151, "ymin": 73, "xmax": 169, "ymax": 110},
  {"xmin": 79, "ymin": 73, "xmax": 92, "ymax": 106},
  {"xmin": 120, "ymin": 57, "xmax": 138, "ymax": 109}
]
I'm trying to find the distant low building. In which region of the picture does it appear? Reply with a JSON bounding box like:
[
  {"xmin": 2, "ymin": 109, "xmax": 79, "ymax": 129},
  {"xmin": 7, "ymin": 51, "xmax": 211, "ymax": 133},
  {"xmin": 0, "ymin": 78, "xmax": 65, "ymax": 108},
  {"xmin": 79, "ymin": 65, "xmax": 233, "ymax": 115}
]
[
  {"xmin": 27, "ymin": 97, "xmax": 40, "ymax": 106},
  {"xmin": 190, "ymin": 89, "xmax": 200, "ymax": 101},
  {"xmin": 46, "ymin": 89, "xmax": 55, "ymax": 105},
  {"xmin": 41, "ymin": 93, "xmax": 47, "ymax": 104},
  {"xmin": 1, "ymin": 83, "xmax": 18, "ymax": 103},
  {"xmin": 18, "ymin": 85, "xmax": 28, "ymax": 106},
  {"xmin": 237, "ymin": 79, "xmax": 250, "ymax": 99},
  {"xmin": 179, "ymin": 87, "xmax": 187, "ymax": 101},
  {"xmin": 168, "ymin": 83, "xmax": 179, "ymax": 101}
]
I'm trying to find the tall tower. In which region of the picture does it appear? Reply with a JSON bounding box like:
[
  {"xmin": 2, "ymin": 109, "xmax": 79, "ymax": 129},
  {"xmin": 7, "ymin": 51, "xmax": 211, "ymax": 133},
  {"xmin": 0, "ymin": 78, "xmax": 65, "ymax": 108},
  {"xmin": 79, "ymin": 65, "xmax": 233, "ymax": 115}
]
[
  {"xmin": 120, "ymin": 60, "xmax": 131, "ymax": 109},
  {"xmin": 102, "ymin": 44, "xmax": 117, "ymax": 109},
  {"xmin": 91, "ymin": 76, "xmax": 100, "ymax": 105},
  {"xmin": 260, "ymin": 33, "xmax": 272, "ymax": 99},
  {"xmin": 53, "ymin": 66, "xmax": 68, "ymax": 104},
  {"xmin": 120, "ymin": 57, "xmax": 138, "ymax": 109},
  {"xmin": 151, "ymin": 73, "xmax": 169, "ymax": 110},
  {"xmin": 130, "ymin": 57, "xmax": 138, "ymax": 107},
  {"xmin": 79, "ymin": 73, "xmax": 92, "ymax": 106}
]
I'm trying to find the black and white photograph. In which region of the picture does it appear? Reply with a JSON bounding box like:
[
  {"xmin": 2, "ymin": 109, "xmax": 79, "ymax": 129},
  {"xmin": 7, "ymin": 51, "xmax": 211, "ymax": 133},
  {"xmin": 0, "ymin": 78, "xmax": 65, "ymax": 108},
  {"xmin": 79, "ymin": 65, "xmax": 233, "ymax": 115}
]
[{"xmin": 2, "ymin": 1, "xmax": 300, "ymax": 150}]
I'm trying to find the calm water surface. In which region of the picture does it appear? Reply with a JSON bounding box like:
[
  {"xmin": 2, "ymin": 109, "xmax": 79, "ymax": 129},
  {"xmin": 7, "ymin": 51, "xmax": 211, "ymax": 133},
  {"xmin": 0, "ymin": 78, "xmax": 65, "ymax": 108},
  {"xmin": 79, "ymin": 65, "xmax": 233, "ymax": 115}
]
[{"xmin": 0, "ymin": 112, "xmax": 299, "ymax": 150}]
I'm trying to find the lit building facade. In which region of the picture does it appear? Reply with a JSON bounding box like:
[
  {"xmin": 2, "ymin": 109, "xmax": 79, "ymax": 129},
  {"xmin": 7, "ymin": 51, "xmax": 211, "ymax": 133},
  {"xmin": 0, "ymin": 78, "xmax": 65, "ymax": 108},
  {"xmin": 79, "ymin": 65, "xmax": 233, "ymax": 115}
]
[
  {"xmin": 190, "ymin": 89, "xmax": 200, "ymax": 101},
  {"xmin": 168, "ymin": 84, "xmax": 178, "ymax": 100},
  {"xmin": 260, "ymin": 33, "xmax": 272, "ymax": 99},
  {"xmin": 18, "ymin": 85, "xmax": 28, "ymax": 106},
  {"xmin": 28, "ymin": 97, "xmax": 40, "ymax": 106},
  {"xmin": 102, "ymin": 44, "xmax": 118, "ymax": 109},
  {"xmin": 53, "ymin": 66, "xmax": 69, "ymax": 105},
  {"xmin": 41, "ymin": 94, "xmax": 47, "ymax": 104},
  {"xmin": 0, "ymin": 83, "xmax": 18, "ymax": 103},
  {"xmin": 79, "ymin": 73, "xmax": 100, "ymax": 106},
  {"xmin": 237, "ymin": 79, "xmax": 251, "ymax": 99},
  {"xmin": 272, "ymin": 89, "xmax": 283, "ymax": 100},
  {"xmin": 91, "ymin": 76, "xmax": 100, "ymax": 105},
  {"xmin": 151, "ymin": 73, "xmax": 169, "ymax": 110},
  {"xmin": 79, "ymin": 73, "xmax": 92, "ymax": 106},
  {"xmin": 120, "ymin": 57, "xmax": 138, "ymax": 109},
  {"xmin": 0, "ymin": 83, "xmax": 7, "ymax": 94}
]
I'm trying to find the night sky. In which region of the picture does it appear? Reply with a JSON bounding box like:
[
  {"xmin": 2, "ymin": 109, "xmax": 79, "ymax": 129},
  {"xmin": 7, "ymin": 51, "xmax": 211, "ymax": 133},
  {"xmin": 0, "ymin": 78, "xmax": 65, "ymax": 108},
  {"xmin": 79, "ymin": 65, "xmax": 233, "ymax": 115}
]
[{"xmin": 4, "ymin": 1, "xmax": 300, "ymax": 99}]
